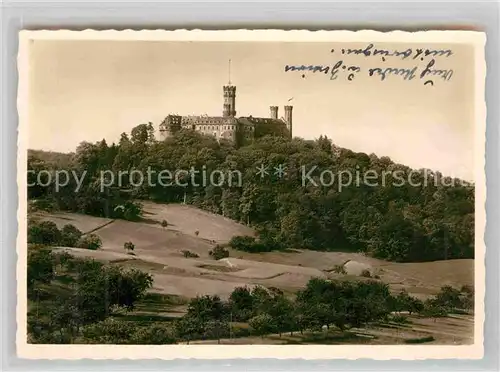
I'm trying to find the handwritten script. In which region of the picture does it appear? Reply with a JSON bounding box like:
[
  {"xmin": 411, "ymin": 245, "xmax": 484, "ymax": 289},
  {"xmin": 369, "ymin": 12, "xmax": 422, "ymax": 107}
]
[{"xmin": 284, "ymin": 44, "xmax": 454, "ymax": 86}]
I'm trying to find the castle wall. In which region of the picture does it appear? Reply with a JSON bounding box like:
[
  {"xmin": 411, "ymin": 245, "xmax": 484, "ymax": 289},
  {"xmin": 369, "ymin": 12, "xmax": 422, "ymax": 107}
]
[{"xmin": 183, "ymin": 116, "xmax": 239, "ymax": 142}]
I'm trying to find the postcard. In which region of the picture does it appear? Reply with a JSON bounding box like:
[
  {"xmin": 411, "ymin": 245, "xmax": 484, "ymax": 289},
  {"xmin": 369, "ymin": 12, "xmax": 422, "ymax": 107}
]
[{"xmin": 17, "ymin": 29, "xmax": 486, "ymax": 360}]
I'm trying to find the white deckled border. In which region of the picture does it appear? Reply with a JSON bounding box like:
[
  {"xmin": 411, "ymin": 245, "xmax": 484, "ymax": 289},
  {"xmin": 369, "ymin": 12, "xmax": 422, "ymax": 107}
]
[
  {"xmin": 20, "ymin": 29, "xmax": 485, "ymax": 43},
  {"xmin": 16, "ymin": 29, "xmax": 487, "ymax": 361}
]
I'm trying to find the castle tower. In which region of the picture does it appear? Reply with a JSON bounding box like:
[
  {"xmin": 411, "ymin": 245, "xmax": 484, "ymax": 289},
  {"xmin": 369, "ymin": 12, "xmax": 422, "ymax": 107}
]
[
  {"xmin": 223, "ymin": 59, "xmax": 236, "ymax": 117},
  {"xmin": 284, "ymin": 105, "xmax": 293, "ymax": 137},
  {"xmin": 270, "ymin": 106, "xmax": 278, "ymax": 119},
  {"xmin": 223, "ymin": 85, "xmax": 237, "ymax": 117}
]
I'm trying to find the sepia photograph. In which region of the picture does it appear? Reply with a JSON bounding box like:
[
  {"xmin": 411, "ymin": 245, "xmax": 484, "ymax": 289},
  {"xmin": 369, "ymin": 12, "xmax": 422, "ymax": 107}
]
[{"xmin": 17, "ymin": 29, "xmax": 486, "ymax": 359}]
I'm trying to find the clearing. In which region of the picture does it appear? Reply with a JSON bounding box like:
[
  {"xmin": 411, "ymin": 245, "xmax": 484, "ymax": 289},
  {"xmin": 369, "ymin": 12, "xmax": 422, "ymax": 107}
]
[{"xmin": 41, "ymin": 202, "xmax": 474, "ymax": 344}]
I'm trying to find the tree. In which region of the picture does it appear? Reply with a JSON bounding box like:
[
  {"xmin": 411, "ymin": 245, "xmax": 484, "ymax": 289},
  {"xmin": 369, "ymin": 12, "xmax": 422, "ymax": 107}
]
[
  {"xmin": 296, "ymin": 278, "xmax": 392, "ymax": 332},
  {"xmin": 27, "ymin": 120, "xmax": 475, "ymax": 264},
  {"xmin": 124, "ymin": 241, "xmax": 135, "ymax": 253},
  {"xmin": 82, "ymin": 318, "xmax": 136, "ymax": 344},
  {"xmin": 60, "ymin": 224, "xmax": 83, "ymax": 247},
  {"xmin": 175, "ymin": 316, "xmax": 205, "ymax": 344},
  {"xmin": 421, "ymin": 300, "xmax": 448, "ymax": 321},
  {"xmin": 266, "ymin": 293, "xmax": 295, "ymax": 337},
  {"xmin": 229, "ymin": 286, "xmax": 254, "ymax": 321},
  {"xmin": 28, "ymin": 220, "xmax": 61, "ymax": 245},
  {"xmin": 434, "ymin": 285, "xmax": 464, "ymax": 312},
  {"xmin": 67, "ymin": 259, "xmax": 153, "ymax": 324},
  {"xmin": 249, "ymin": 314, "xmax": 275, "ymax": 338},
  {"xmin": 27, "ymin": 245, "xmax": 56, "ymax": 292}
]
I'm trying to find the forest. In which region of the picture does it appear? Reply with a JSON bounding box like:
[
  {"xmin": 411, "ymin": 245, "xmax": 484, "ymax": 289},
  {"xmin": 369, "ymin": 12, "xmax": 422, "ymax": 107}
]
[{"xmin": 28, "ymin": 122, "xmax": 475, "ymax": 263}]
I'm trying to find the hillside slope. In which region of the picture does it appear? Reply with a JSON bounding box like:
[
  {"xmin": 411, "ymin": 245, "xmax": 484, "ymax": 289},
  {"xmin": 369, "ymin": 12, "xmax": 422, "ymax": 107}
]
[{"xmin": 43, "ymin": 202, "xmax": 474, "ymax": 301}]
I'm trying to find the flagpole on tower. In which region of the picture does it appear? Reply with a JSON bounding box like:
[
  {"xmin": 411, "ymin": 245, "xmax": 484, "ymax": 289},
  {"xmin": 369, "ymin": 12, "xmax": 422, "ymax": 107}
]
[{"xmin": 228, "ymin": 59, "xmax": 232, "ymax": 85}]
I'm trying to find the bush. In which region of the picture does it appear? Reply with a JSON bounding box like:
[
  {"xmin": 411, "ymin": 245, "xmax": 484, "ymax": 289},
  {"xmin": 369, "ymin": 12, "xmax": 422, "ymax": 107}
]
[
  {"xmin": 434, "ymin": 285, "xmax": 464, "ymax": 312},
  {"xmin": 229, "ymin": 236, "xmax": 256, "ymax": 250},
  {"xmin": 82, "ymin": 319, "xmax": 135, "ymax": 344},
  {"xmin": 130, "ymin": 324, "xmax": 176, "ymax": 344},
  {"xmin": 59, "ymin": 224, "xmax": 83, "ymax": 247},
  {"xmin": 113, "ymin": 201, "xmax": 143, "ymax": 221},
  {"xmin": 232, "ymin": 326, "xmax": 251, "ymax": 338},
  {"xmin": 360, "ymin": 269, "xmax": 371, "ymax": 278},
  {"xmin": 460, "ymin": 284, "xmax": 474, "ymax": 294},
  {"xmin": 209, "ymin": 245, "xmax": 229, "ymax": 260},
  {"xmin": 28, "ymin": 220, "xmax": 61, "ymax": 245},
  {"xmin": 182, "ymin": 250, "xmax": 199, "ymax": 258},
  {"xmin": 124, "ymin": 241, "xmax": 135, "ymax": 252},
  {"xmin": 229, "ymin": 235, "xmax": 273, "ymax": 253},
  {"xmin": 420, "ymin": 300, "xmax": 448, "ymax": 318},
  {"xmin": 77, "ymin": 234, "xmax": 102, "ymax": 250},
  {"xmin": 161, "ymin": 219, "xmax": 168, "ymax": 228}
]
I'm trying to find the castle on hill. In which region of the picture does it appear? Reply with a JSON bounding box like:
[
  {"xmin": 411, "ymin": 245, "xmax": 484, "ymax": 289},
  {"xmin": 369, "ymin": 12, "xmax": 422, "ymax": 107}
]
[{"xmin": 159, "ymin": 75, "xmax": 293, "ymax": 146}]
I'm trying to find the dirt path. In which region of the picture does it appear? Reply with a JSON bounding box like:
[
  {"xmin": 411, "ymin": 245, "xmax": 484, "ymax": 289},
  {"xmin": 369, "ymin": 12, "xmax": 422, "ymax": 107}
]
[{"xmin": 82, "ymin": 219, "xmax": 116, "ymax": 235}]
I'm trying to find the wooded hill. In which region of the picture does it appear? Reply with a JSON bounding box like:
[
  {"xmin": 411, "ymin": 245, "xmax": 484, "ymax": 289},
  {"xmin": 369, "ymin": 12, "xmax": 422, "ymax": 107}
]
[{"xmin": 28, "ymin": 123, "xmax": 474, "ymax": 263}]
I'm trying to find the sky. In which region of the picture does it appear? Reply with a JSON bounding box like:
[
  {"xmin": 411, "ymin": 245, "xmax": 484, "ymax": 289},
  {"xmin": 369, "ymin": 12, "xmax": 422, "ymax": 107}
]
[{"xmin": 27, "ymin": 39, "xmax": 476, "ymax": 180}]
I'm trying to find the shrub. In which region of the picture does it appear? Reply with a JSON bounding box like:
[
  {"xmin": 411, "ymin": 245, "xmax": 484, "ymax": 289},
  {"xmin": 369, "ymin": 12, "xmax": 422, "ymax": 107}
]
[
  {"xmin": 209, "ymin": 245, "xmax": 229, "ymax": 260},
  {"xmin": 434, "ymin": 285, "xmax": 464, "ymax": 312},
  {"xmin": 77, "ymin": 234, "xmax": 102, "ymax": 250},
  {"xmin": 420, "ymin": 300, "xmax": 448, "ymax": 318},
  {"xmin": 229, "ymin": 235, "xmax": 273, "ymax": 253},
  {"xmin": 131, "ymin": 324, "xmax": 176, "ymax": 344},
  {"xmin": 360, "ymin": 269, "xmax": 371, "ymax": 278},
  {"xmin": 59, "ymin": 224, "xmax": 83, "ymax": 247},
  {"xmin": 232, "ymin": 326, "xmax": 251, "ymax": 338},
  {"xmin": 182, "ymin": 250, "xmax": 199, "ymax": 258},
  {"xmin": 82, "ymin": 319, "xmax": 135, "ymax": 344},
  {"xmin": 113, "ymin": 201, "xmax": 143, "ymax": 221},
  {"xmin": 194, "ymin": 230, "xmax": 200, "ymax": 236},
  {"xmin": 460, "ymin": 284, "xmax": 474, "ymax": 294},
  {"xmin": 28, "ymin": 220, "xmax": 61, "ymax": 245},
  {"xmin": 161, "ymin": 219, "xmax": 168, "ymax": 228},
  {"xmin": 229, "ymin": 236, "xmax": 256, "ymax": 250},
  {"xmin": 124, "ymin": 241, "xmax": 135, "ymax": 253}
]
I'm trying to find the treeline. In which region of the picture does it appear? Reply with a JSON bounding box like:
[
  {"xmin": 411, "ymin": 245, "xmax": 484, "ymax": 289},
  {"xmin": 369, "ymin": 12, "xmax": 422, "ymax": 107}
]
[
  {"xmin": 27, "ymin": 247, "xmax": 474, "ymax": 344},
  {"xmin": 174, "ymin": 280, "xmax": 473, "ymax": 343},
  {"xmin": 28, "ymin": 123, "xmax": 475, "ymax": 262},
  {"xmin": 27, "ymin": 217, "xmax": 104, "ymax": 250}
]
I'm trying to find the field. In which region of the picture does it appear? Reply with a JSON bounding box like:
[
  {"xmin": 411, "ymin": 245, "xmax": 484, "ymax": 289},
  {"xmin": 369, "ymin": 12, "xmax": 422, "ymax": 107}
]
[
  {"xmin": 39, "ymin": 201, "xmax": 475, "ymax": 344},
  {"xmin": 185, "ymin": 314, "xmax": 474, "ymax": 345}
]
